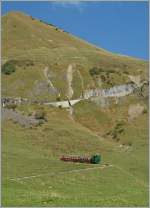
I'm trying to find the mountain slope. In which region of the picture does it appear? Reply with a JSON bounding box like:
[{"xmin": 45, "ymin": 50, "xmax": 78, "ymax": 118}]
[
  {"xmin": 1, "ymin": 11, "xmax": 149, "ymax": 206},
  {"xmin": 2, "ymin": 105, "xmax": 148, "ymax": 206},
  {"xmin": 2, "ymin": 11, "xmax": 148, "ymax": 101}
]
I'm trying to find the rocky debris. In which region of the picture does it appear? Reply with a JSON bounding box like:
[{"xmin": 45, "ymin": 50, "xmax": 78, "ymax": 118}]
[
  {"xmin": 91, "ymin": 96, "xmax": 109, "ymax": 108},
  {"xmin": 43, "ymin": 67, "xmax": 57, "ymax": 94},
  {"xmin": 83, "ymin": 84, "xmax": 135, "ymax": 99},
  {"xmin": 2, "ymin": 108, "xmax": 40, "ymax": 128},
  {"xmin": 140, "ymin": 81, "xmax": 149, "ymax": 98},
  {"xmin": 2, "ymin": 80, "xmax": 148, "ymax": 109},
  {"xmin": 128, "ymin": 103, "xmax": 145, "ymax": 122},
  {"xmin": 65, "ymin": 64, "xmax": 75, "ymax": 99},
  {"xmin": 128, "ymin": 75, "xmax": 141, "ymax": 86},
  {"xmin": 77, "ymin": 69, "xmax": 84, "ymax": 97},
  {"xmin": 30, "ymin": 80, "xmax": 51, "ymax": 96},
  {"xmin": 1, "ymin": 97, "xmax": 28, "ymax": 107},
  {"xmin": 28, "ymin": 66, "xmax": 58, "ymax": 98}
]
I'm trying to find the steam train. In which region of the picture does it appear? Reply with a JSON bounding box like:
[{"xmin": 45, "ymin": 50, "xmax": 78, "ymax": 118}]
[{"xmin": 60, "ymin": 154, "xmax": 101, "ymax": 164}]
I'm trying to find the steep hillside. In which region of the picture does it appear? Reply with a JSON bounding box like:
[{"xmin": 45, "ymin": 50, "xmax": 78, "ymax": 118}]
[
  {"xmin": 1, "ymin": 11, "xmax": 149, "ymax": 206},
  {"xmin": 2, "ymin": 11, "xmax": 148, "ymax": 101},
  {"xmin": 2, "ymin": 105, "xmax": 149, "ymax": 206}
]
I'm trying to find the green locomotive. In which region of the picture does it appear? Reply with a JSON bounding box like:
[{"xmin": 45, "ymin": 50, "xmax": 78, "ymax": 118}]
[{"xmin": 60, "ymin": 154, "xmax": 101, "ymax": 164}]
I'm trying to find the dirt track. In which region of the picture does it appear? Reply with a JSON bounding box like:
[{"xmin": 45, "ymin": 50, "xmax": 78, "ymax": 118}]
[{"xmin": 9, "ymin": 164, "xmax": 113, "ymax": 181}]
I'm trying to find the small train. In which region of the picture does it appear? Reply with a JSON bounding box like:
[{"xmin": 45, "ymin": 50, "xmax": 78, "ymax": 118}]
[{"xmin": 60, "ymin": 154, "xmax": 101, "ymax": 164}]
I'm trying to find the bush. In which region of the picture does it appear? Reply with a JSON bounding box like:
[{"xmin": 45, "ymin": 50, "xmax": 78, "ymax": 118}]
[
  {"xmin": 2, "ymin": 61, "xmax": 16, "ymax": 75},
  {"xmin": 89, "ymin": 67, "xmax": 115, "ymax": 77},
  {"xmin": 100, "ymin": 74, "xmax": 106, "ymax": 81},
  {"xmin": 30, "ymin": 16, "xmax": 35, "ymax": 20},
  {"xmin": 56, "ymin": 96, "xmax": 61, "ymax": 101},
  {"xmin": 112, "ymin": 132, "xmax": 117, "ymax": 139},
  {"xmin": 143, "ymin": 108, "xmax": 147, "ymax": 114},
  {"xmin": 34, "ymin": 110, "xmax": 46, "ymax": 120},
  {"xmin": 39, "ymin": 19, "xmax": 55, "ymax": 27},
  {"xmin": 107, "ymin": 69, "xmax": 115, "ymax": 73},
  {"xmin": 107, "ymin": 121, "xmax": 125, "ymax": 141},
  {"xmin": 37, "ymin": 119, "xmax": 45, "ymax": 126},
  {"xmin": 123, "ymin": 71, "xmax": 129, "ymax": 74},
  {"xmin": 28, "ymin": 112, "xmax": 32, "ymax": 116},
  {"xmin": 89, "ymin": 67, "xmax": 103, "ymax": 76},
  {"xmin": 127, "ymin": 141, "xmax": 132, "ymax": 146},
  {"xmin": 6, "ymin": 104, "xmax": 17, "ymax": 111}
]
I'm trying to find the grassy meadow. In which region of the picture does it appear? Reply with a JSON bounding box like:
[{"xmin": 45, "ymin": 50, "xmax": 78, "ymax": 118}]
[{"xmin": 2, "ymin": 102, "xmax": 149, "ymax": 206}]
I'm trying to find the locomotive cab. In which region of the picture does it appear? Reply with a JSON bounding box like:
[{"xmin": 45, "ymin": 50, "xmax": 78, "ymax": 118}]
[{"xmin": 90, "ymin": 154, "xmax": 101, "ymax": 164}]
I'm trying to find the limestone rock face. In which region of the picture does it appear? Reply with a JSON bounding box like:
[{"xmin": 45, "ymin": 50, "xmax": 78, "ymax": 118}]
[{"xmin": 83, "ymin": 84, "xmax": 134, "ymax": 99}]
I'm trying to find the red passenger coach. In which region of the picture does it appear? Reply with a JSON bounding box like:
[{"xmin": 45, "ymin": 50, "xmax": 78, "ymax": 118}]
[{"xmin": 60, "ymin": 155, "xmax": 91, "ymax": 163}]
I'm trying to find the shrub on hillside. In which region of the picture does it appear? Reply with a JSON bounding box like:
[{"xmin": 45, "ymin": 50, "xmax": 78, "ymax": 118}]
[
  {"xmin": 38, "ymin": 119, "xmax": 45, "ymax": 126},
  {"xmin": 127, "ymin": 141, "xmax": 132, "ymax": 146},
  {"xmin": 100, "ymin": 74, "xmax": 106, "ymax": 81},
  {"xmin": 2, "ymin": 61, "xmax": 16, "ymax": 75},
  {"xmin": 89, "ymin": 67, "xmax": 116, "ymax": 77},
  {"xmin": 56, "ymin": 96, "xmax": 61, "ymax": 101},
  {"xmin": 107, "ymin": 69, "xmax": 115, "ymax": 73},
  {"xmin": 105, "ymin": 120, "xmax": 125, "ymax": 141},
  {"xmin": 39, "ymin": 19, "xmax": 55, "ymax": 27},
  {"xmin": 143, "ymin": 107, "xmax": 148, "ymax": 114},
  {"xmin": 25, "ymin": 60, "xmax": 34, "ymax": 67},
  {"xmin": 30, "ymin": 16, "xmax": 35, "ymax": 20},
  {"xmin": 123, "ymin": 71, "xmax": 129, "ymax": 74},
  {"xmin": 89, "ymin": 67, "xmax": 103, "ymax": 76},
  {"xmin": 6, "ymin": 103, "xmax": 17, "ymax": 111},
  {"xmin": 34, "ymin": 110, "xmax": 47, "ymax": 121}
]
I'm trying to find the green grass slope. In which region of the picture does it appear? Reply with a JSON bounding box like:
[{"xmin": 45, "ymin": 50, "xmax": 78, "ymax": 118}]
[{"xmin": 2, "ymin": 105, "xmax": 148, "ymax": 206}]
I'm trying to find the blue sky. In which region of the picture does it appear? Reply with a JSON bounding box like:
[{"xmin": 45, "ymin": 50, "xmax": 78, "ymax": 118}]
[{"xmin": 2, "ymin": 1, "xmax": 149, "ymax": 60}]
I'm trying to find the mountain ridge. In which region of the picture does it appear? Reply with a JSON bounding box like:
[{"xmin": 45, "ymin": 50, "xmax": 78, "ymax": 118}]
[{"xmin": 2, "ymin": 11, "xmax": 148, "ymax": 61}]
